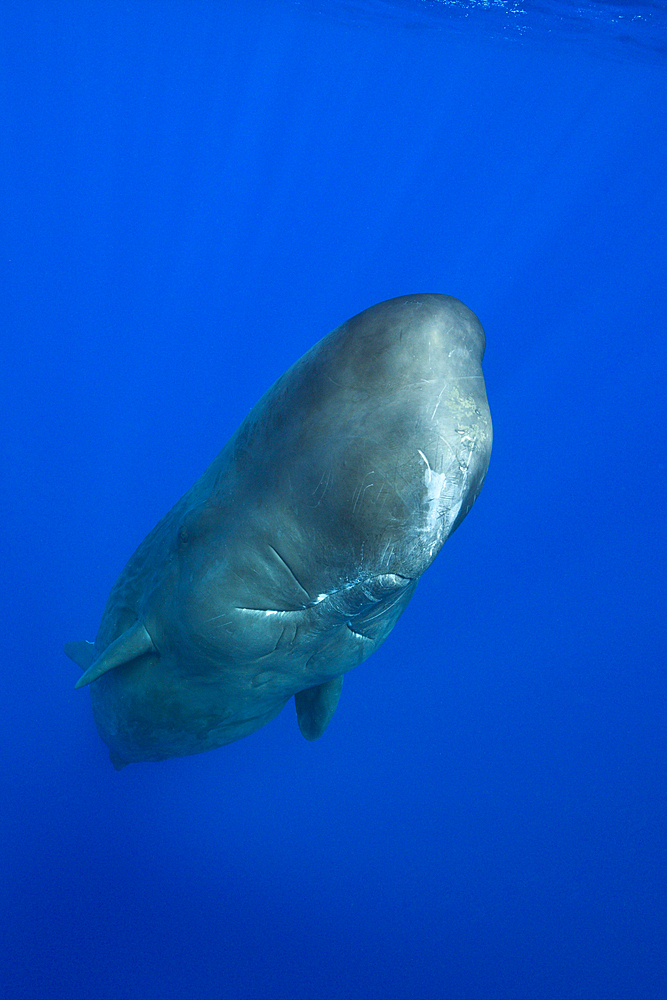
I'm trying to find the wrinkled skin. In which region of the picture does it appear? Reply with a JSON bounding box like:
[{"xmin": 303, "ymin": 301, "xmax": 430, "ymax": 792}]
[{"xmin": 66, "ymin": 294, "xmax": 492, "ymax": 767}]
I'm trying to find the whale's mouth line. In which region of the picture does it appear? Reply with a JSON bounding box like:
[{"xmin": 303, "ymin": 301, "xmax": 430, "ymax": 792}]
[
  {"xmin": 346, "ymin": 623, "xmax": 373, "ymax": 641},
  {"xmin": 234, "ymin": 572, "xmax": 415, "ymax": 617}
]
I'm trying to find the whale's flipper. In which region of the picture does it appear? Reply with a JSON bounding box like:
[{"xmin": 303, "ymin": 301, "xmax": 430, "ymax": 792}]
[
  {"xmin": 73, "ymin": 621, "xmax": 156, "ymax": 689},
  {"xmin": 109, "ymin": 751, "xmax": 130, "ymax": 770},
  {"xmin": 295, "ymin": 676, "xmax": 343, "ymax": 741},
  {"xmin": 64, "ymin": 640, "xmax": 95, "ymax": 671}
]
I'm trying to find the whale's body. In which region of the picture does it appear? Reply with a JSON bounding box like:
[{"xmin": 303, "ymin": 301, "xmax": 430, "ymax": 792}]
[{"xmin": 65, "ymin": 294, "xmax": 492, "ymax": 768}]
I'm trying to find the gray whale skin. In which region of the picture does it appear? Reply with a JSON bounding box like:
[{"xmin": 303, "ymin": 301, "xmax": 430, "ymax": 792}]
[{"xmin": 65, "ymin": 294, "xmax": 492, "ymax": 769}]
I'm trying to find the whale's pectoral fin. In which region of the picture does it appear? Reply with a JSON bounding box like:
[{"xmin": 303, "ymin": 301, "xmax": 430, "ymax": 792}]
[
  {"xmin": 64, "ymin": 640, "xmax": 96, "ymax": 671},
  {"xmin": 73, "ymin": 620, "xmax": 156, "ymax": 689},
  {"xmin": 109, "ymin": 750, "xmax": 130, "ymax": 771},
  {"xmin": 295, "ymin": 676, "xmax": 343, "ymax": 741}
]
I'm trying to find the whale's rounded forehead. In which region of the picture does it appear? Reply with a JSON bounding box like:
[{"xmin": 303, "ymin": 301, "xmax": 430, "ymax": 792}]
[
  {"xmin": 349, "ymin": 293, "xmax": 484, "ymax": 345},
  {"xmin": 310, "ymin": 293, "xmax": 485, "ymax": 392},
  {"xmin": 349, "ymin": 293, "xmax": 483, "ymax": 347},
  {"xmin": 233, "ymin": 291, "xmax": 490, "ymax": 491}
]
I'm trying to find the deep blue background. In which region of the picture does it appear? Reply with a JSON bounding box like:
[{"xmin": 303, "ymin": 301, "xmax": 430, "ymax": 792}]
[{"xmin": 2, "ymin": 2, "xmax": 666, "ymax": 998}]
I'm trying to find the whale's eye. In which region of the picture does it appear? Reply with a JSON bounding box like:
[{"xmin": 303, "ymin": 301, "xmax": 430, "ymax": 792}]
[{"xmin": 178, "ymin": 529, "xmax": 189, "ymax": 544}]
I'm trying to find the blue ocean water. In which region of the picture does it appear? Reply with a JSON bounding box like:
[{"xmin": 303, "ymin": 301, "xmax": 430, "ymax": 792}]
[{"xmin": 2, "ymin": 1, "xmax": 666, "ymax": 997}]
